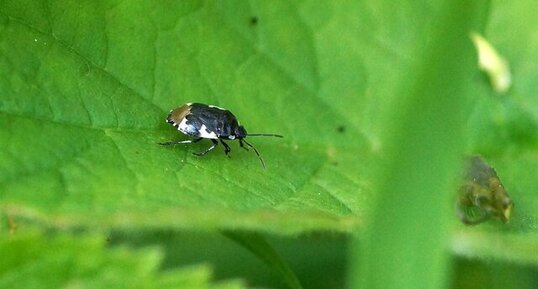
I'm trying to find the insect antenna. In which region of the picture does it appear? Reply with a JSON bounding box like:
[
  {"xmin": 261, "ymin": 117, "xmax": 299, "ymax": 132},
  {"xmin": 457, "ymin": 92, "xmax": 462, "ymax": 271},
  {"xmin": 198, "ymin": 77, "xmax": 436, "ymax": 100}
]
[
  {"xmin": 247, "ymin": 133, "xmax": 283, "ymax": 138},
  {"xmin": 241, "ymin": 139, "xmax": 266, "ymax": 169}
]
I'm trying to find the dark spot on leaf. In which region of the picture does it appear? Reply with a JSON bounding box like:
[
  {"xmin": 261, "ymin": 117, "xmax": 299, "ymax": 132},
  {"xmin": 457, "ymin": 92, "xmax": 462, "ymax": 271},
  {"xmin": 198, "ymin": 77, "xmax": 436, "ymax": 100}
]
[
  {"xmin": 250, "ymin": 16, "xmax": 258, "ymax": 26},
  {"xmin": 337, "ymin": 125, "xmax": 346, "ymax": 133}
]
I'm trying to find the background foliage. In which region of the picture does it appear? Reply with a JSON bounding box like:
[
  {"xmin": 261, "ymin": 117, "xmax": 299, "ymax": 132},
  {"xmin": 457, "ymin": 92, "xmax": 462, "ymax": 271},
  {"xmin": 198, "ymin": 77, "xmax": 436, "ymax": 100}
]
[{"xmin": 1, "ymin": 0, "xmax": 537, "ymax": 288}]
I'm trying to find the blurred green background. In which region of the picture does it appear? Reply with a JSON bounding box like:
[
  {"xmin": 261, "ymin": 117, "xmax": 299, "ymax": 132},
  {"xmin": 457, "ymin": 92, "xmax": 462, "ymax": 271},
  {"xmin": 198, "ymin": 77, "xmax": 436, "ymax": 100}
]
[{"xmin": 1, "ymin": 1, "xmax": 538, "ymax": 288}]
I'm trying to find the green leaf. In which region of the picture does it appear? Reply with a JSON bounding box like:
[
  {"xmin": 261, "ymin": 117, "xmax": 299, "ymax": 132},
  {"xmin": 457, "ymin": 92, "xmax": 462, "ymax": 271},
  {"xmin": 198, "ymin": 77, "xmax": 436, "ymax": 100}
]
[
  {"xmin": 451, "ymin": 0, "xmax": 538, "ymax": 264},
  {"xmin": 0, "ymin": 0, "xmax": 372, "ymax": 235},
  {"xmin": 351, "ymin": 1, "xmax": 483, "ymax": 289},
  {"xmin": 109, "ymin": 230, "xmax": 349, "ymax": 289},
  {"xmin": 223, "ymin": 231, "xmax": 302, "ymax": 289},
  {"xmin": 0, "ymin": 0, "xmax": 538, "ymax": 275},
  {"xmin": 0, "ymin": 230, "xmax": 245, "ymax": 289}
]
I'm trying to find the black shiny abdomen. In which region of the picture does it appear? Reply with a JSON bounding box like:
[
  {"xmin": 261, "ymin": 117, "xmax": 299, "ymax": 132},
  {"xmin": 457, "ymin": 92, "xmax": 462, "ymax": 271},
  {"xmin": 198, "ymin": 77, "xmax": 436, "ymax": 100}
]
[{"xmin": 186, "ymin": 103, "xmax": 241, "ymax": 138}]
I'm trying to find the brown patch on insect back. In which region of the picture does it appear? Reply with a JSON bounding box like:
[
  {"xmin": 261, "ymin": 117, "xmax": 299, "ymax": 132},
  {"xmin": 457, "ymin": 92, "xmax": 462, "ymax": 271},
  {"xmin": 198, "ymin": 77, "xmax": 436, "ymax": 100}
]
[
  {"xmin": 167, "ymin": 104, "xmax": 191, "ymax": 124},
  {"xmin": 488, "ymin": 176, "xmax": 513, "ymax": 222}
]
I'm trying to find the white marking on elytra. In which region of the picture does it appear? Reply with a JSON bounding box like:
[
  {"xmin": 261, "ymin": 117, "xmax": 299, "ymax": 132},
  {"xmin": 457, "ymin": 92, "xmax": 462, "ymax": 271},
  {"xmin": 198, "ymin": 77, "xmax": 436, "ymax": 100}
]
[
  {"xmin": 208, "ymin": 104, "xmax": 226, "ymax": 111},
  {"xmin": 228, "ymin": 135, "xmax": 235, "ymax": 140},
  {"xmin": 199, "ymin": 124, "xmax": 218, "ymax": 139},
  {"xmin": 177, "ymin": 118, "xmax": 191, "ymax": 132}
]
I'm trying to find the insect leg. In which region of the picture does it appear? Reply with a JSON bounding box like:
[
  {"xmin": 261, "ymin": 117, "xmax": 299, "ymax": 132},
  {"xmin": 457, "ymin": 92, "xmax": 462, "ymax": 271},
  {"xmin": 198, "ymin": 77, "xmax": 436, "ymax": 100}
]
[
  {"xmin": 239, "ymin": 139, "xmax": 249, "ymax": 151},
  {"xmin": 241, "ymin": 139, "xmax": 266, "ymax": 169},
  {"xmin": 193, "ymin": 139, "xmax": 218, "ymax": 156},
  {"xmin": 219, "ymin": 139, "xmax": 232, "ymax": 157},
  {"xmin": 159, "ymin": 138, "xmax": 202, "ymax": 146}
]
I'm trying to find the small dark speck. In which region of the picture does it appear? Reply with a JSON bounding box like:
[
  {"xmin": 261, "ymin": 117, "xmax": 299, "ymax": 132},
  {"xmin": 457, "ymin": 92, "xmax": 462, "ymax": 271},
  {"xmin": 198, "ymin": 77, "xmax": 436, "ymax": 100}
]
[
  {"xmin": 250, "ymin": 16, "xmax": 258, "ymax": 26},
  {"xmin": 332, "ymin": 161, "xmax": 339, "ymax": 166},
  {"xmin": 337, "ymin": 125, "xmax": 346, "ymax": 133}
]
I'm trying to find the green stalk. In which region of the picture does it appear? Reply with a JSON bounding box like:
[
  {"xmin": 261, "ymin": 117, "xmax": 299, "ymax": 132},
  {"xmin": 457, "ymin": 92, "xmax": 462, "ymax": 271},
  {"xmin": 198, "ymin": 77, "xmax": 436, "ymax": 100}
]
[{"xmin": 351, "ymin": 1, "xmax": 487, "ymax": 289}]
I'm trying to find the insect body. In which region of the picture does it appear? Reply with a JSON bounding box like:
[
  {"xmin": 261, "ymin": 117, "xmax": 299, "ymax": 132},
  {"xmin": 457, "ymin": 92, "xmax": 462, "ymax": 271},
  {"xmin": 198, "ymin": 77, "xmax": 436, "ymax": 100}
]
[
  {"xmin": 457, "ymin": 155, "xmax": 513, "ymax": 225},
  {"xmin": 159, "ymin": 103, "xmax": 282, "ymax": 168}
]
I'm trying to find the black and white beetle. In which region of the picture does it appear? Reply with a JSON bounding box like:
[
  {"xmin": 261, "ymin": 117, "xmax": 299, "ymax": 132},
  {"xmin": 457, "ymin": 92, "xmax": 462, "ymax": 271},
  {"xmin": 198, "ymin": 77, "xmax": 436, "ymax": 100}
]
[{"xmin": 159, "ymin": 103, "xmax": 283, "ymax": 168}]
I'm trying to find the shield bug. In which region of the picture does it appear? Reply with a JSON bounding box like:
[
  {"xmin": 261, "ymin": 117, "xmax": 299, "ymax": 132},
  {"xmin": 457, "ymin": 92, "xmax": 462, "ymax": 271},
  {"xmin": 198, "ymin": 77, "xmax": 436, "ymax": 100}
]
[
  {"xmin": 159, "ymin": 103, "xmax": 283, "ymax": 168},
  {"xmin": 457, "ymin": 155, "xmax": 513, "ymax": 225}
]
